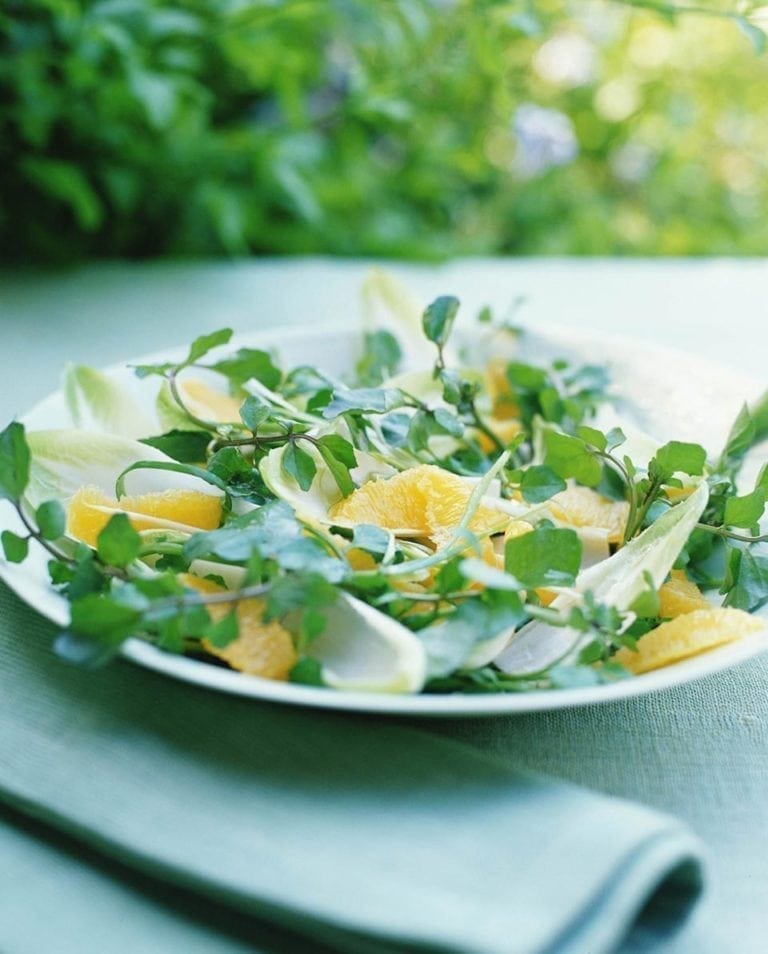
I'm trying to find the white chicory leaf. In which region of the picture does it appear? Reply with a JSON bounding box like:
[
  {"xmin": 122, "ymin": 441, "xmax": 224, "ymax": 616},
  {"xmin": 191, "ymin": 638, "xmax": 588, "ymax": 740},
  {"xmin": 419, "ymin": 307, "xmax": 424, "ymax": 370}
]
[
  {"xmin": 63, "ymin": 364, "xmax": 154, "ymax": 439},
  {"xmin": 25, "ymin": 429, "xmax": 222, "ymax": 508},
  {"xmin": 494, "ymin": 479, "xmax": 710, "ymax": 675}
]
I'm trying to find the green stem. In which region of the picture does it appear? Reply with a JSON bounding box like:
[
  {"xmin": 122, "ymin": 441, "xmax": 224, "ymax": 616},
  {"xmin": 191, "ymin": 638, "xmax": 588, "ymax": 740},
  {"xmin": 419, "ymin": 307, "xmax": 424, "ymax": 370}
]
[
  {"xmin": 695, "ymin": 523, "xmax": 768, "ymax": 544},
  {"xmin": 15, "ymin": 503, "xmax": 73, "ymax": 564},
  {"xmin": 470, "ymin": 406, "xmax": 505, "ymax": 454},
  {"xmin": 371, "ymin": 588, "xmax": 480, "ymax": 605},
  {"xmin": 592, "ymin": 449, "xmax": 639, "ymax": 545},
  {"xmin": 168, "ymin": 371, "xmax": 232, "ymax": 432}
]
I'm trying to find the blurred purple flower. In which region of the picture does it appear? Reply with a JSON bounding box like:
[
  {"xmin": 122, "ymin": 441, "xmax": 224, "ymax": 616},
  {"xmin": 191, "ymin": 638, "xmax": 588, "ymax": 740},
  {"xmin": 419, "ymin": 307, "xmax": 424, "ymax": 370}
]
[{"xmin": 513, "ymin": 104, "xmax": 578, "ymax": 177}]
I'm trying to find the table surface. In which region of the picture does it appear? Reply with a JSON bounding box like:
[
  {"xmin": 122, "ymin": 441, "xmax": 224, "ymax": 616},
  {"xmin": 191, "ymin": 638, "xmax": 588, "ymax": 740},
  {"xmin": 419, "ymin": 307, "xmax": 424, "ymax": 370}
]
[{"xmin": 2, "ymin": 257, "xmax": 767, "ymax": 952}]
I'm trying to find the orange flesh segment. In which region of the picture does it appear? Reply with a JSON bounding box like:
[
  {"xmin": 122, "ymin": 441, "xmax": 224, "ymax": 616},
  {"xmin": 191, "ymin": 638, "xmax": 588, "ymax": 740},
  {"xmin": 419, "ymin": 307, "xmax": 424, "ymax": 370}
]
[
  {"xmin": 180, "ymin": 574, "xmax": 296, "ymax": 680},
  {"xmin": 658, "ymin": 570, "xmax": 711, "ymax": 618},
  {"xmin": 180, "ymin": 378, "xmax": 244, "ymax": 423},
  {"xmin": 548, "ymin": 486, "xmax": 629, "ymax": 544},
  {"xmin": 67, "ymin": 485, "xmax": 222, "ymax": 547},
  {"xmin": 329, "ymin": 464, "xmax": 507, "ymax": 546},
  {"xmin": 484, "ymin": 358, "xmax": 520, "ymax": 419},
  {"xmin": 476, "ymin": 417, "xmax": 523, "ymax": 453},
  {"xmin": 614, "ymin": 607, "xmax": 763, "ymax": 675}
]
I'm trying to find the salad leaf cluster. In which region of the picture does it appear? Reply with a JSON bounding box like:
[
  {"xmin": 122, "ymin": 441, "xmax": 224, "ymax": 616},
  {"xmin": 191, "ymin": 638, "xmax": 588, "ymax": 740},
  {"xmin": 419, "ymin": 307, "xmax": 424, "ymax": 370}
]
[{"xmin": 1, "ymin": 296, "xmax": 766, "ymax": 693}]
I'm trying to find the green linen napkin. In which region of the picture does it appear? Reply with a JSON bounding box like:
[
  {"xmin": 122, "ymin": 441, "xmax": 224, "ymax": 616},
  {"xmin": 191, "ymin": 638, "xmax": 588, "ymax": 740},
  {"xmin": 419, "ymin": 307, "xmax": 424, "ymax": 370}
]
[{"xmin": 0, "ymin": 582, "xmax": 703, "ymax": 954}]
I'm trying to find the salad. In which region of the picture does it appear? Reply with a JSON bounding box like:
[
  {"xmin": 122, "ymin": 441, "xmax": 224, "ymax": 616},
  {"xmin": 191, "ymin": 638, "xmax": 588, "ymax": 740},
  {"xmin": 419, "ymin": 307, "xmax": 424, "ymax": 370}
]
[{"xmin": 1, "ymin": 272, "xmax": 766, "ymax": 696}]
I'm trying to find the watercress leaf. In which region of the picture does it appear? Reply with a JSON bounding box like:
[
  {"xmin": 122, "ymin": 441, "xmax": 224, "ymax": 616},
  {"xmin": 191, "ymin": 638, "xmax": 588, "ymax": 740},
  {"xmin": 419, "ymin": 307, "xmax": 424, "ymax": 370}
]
[
  {"xmin": 380, "ymin": 412, "xmax": 411, "ymax": 448},
  {"xmin": 406, "ymin": 410, "xmax": 435, "ymax": 453},
  {"xmin": 317, "ymin": 434, "xmax": 357, "ymax": 469},
  {"xmin": 133, "ymin": 362, "xmax": 176, "ymax": 380},
  {"xmin": 578, "ymin": 640, "xmax": 604, "ymax": 665},
  {"xmin": 459, "ymin": 558, "xmax": 521, "ymax": 590},
  {"xmin": 282, "ymin": 442, "xmax": 317, "ymax": 491},
  {"xmin": 351, "ymin": 524, "xmax": 391, "ymax": 559},
  {"xmin": 0, "ymin": 421, "xmax": 30, "ymax": 501},
  {"xmin": 239, "ymin": 395, "xmax": 272, "ymax": 431},
  {"xmin": 542, "ymin": 430, "xmax": 602, "ymax": 487},
  {"xmin": 265, "ymin": 572, "xmax": 337, "ymax": 622},
  {"xmin": 35, "ymin": 499, "xmax": 66, "ymax": 541},
  {"xmin": 140, "ymin": 430, "xmax": 211, "ymax": 463},
  {"xmin": 506, "ymin": 362, "xmax": 548, "ymax": 391},
  {"xmin": 721, "ymin": 403, "xmax": 756, "ymax": 465},
  {"xmin": 184, "ymin": 500, "xmax": 301, "ymax": 563},
  {"xmin": 504, "ymin": 524, "xmax": 582, "ymax": 588},
  {"xmin": 547, "ymin": 664, "xmax": 603, "ymax": 689},
  {"xmin": 211, "ymin": 348, "xmax": 282, "ymax": 390},
  {"xmin": 70, "ymin": 592, "xmax": 142, "ymax": 640},
  {"xmin": 315, "ymin": 435, "xmax": 358, "ymax": 497},
  {"xmin": 290, "ymin": 657, "xmax": 326, "ymax": 686},
  {"xmin": 322, "ymin": 387, "xmax": 406, "ymax": 419},
  {"xmin": 576, "ymin": 425, "xmax": 607, "ymax": 452},
  {"xmin": 277, "ymin": 537, "xmax": 348, "ymax": 583},
  {"xmin": 207, "ymin": 446, "xmax": 252, "ymax": 481},
  {"xmin": 520, "ymin": 465, "xmax": 567, "ymax": 503},
  {"xmin": 96, "ymin": 513, "xmax": 142, "ymax": 568},
  {"xmin": 439, "ymin": 368, "xmax": 464, "ymax": 406},
  {"xmin": 418, "ymin": 594, "xmax": 524, "ymax": 677},
  {"xmin": 432, "ymin": 407, "xmax": 464, "ymax": 438},
  {"xmin": 54, "ymin": 630, "xmax": 124, "ymax": 667},
  {"xmin": 299, "ymin": 606, "xmax": 327, "ymax": 644},
  {"xmin": 65, "ymin": 548, "xmax": 107, "ymax": 599},
  {"xmin": 605, "ymin": 427, "xmax": 627, "ymax": 452},
  {"xmin": 1, "ymin": 530, "xmax": 29, "ymax": 563},
  {"xmin": 751, "ymin": 390, "xmax": 768, "ymax": 443},
  {"xmin": 540, "ymin": 388, "xmax": 564, "ymax": 423},
  {"xmin": 283, "ymin": 365, "xmax": 335, "ymax": 399},
  {"xmin": 724, "ymin": 488, "xmax": 766, "ymax": 529},
  {"xmin": 355, "ymin": 330, "xmax": 402, "ymax": 386},
  {"xmin": 422, "ymin": 295, "xmax": 459, "ymax": 348},
  {"xmin": 205, "ymin": 449, "xmax": 267, "ymax": 501},
  {"xmin": 204, "ymin": 610, "xmax": 240, "ymax": 648},
  {"xmin": 756, "ymin": 463, "xmax": 768, "ymax": 498},
  {"xmin": 306, "ymin": 389, "xmax": 333, "ymax": 414},
  {"xmin": 434, "ymin": 555, "xmax": 466, "ymax": 595},
  {"xmin": 183, "ymin": 328, "xmax": 233, "ymax": 367},
  {"xmin": 652, "ymin": 441, "xmax": 707, "ymax": 479},
  {"xmin": 723, "ymin": 547, "xmax": 768, "ymax": 612},
  {"xmin": 628, "ymin": 570, "xmax": 661, "ymax": 618}
]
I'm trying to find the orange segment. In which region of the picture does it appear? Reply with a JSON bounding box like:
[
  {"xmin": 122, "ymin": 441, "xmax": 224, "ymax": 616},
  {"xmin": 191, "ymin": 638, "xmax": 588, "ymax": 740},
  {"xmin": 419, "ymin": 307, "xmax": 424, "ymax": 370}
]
[
  {"xmin": 476, "ymin": 417, "xmax": 523, "ymax": 453},
  {"xmin": 67, "ymin": 485, "xmax": 222, "ymax": 546},
  {"xmin": 345, "ymin": 547, "xmax": 379, "ymax": 571},
  {"xmin": 485, "ymin": 358, "xmax": 519, "ymax": 419},
  {"xmin": 181, "ymin": 574, "xmax": 296, "ymax": 680},
  {"xmin": 614, "ymin": 607, "xmax": 763, "ymax": 675},
  {"xmin": 329, "ymin": 464, "xmax": 508, "ymax": 547},
  {"xmin": 180, "ymin": 378, "xmax": 243, "ymax": 423},
  {"xmin": 658, "ymin": 570, "xmax": 710, "ymax": 618},
  {"xmin": 548, "ymin": 486, "xmax": 629, "ymax": 544}
]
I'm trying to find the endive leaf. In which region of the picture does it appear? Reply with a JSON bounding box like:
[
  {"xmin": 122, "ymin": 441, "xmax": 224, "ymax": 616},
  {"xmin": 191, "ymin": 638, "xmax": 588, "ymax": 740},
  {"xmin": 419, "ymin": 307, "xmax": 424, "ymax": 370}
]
[
  {"xmin": 25, "ymin": 429, "xmax": 221, "ymax": 508},
  {"xmin": 361, "ymin": 269, "xmax": 442, "ymax": 372},
  {"xmin": 303, "ymin": 592, "xmax": 427, "ymax": 693},
  {"xmin": 63, "ymin": 364, "xmax": 154, "ymax": 438},
  {"xmin": 494, "ymin": 480, "xmax": 710, "ymax": 675}
]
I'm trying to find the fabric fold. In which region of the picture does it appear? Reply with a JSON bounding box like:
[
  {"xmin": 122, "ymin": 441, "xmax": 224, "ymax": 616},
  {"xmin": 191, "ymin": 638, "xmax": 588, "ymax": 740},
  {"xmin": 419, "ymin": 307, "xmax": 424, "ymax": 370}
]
[{"xmin": 0, "ymin": 584, "xmax": 703, "ymax": 954}]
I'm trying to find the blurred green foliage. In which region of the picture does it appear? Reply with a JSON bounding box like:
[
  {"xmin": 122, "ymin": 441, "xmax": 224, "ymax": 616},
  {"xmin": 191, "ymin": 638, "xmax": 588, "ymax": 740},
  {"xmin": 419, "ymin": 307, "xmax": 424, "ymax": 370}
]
[{"xmin": 2, "ymin": 0, "xmax": 768, "ymax": 262}]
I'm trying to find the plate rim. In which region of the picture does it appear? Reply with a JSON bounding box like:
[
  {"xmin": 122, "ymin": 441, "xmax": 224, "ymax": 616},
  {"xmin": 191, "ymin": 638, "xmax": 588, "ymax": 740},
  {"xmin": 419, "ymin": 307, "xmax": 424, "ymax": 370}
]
[{"xmin": 2, "ymin": 321, "xmax": 766, "ymax": 717}]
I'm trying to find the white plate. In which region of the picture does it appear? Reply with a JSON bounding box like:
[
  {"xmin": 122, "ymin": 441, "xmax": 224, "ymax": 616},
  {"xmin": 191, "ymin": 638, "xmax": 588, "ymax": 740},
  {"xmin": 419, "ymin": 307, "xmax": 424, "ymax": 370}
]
[{"xmin": 1, "ymin": 324, "xmax": 766, "ymax": 717}]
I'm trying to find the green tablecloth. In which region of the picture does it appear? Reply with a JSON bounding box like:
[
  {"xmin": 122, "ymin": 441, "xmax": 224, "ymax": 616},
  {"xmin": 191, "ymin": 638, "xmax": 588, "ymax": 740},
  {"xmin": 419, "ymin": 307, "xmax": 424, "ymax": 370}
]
[{"xmin": 1, "ymin": 259, "xmax": 767, "ymax": 952}]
